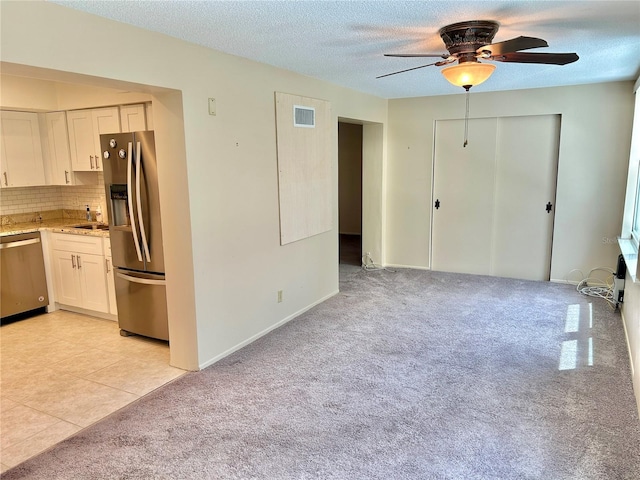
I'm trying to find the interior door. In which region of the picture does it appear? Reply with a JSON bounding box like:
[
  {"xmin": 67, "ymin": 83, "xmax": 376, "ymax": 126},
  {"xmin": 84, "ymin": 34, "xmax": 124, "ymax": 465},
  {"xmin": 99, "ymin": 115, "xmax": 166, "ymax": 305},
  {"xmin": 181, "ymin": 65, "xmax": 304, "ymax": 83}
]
[
  {"xmin": 431, "ymin": 118, "xmax": 498, "ymax": 274},
  {"xmin": 431, "ymin": 115, "xmax": 559, "ymax": 281}
]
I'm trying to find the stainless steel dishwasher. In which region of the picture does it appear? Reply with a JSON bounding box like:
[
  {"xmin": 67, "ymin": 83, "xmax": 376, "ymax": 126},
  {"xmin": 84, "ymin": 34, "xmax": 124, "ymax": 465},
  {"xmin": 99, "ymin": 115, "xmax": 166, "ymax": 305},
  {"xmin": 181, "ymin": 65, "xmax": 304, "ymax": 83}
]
[{"xmin": 1, "ymin": 231, "xmax": 49, "ymax": 319}]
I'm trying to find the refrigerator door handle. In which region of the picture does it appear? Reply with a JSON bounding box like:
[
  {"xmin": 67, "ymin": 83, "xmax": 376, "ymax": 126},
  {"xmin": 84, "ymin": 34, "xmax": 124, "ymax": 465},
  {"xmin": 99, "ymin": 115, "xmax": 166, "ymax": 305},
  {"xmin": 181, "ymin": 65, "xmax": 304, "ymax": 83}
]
[
  {"xmin": 116, "ymin": 271, "xmax": 166, "ymax": 286},
  {"xmin": 135, "ymin": 141, "xmax": 151, "ymax": 263},
  {"xmin": 127, "ymin": 141, "xmax": 143, "ymax": 262}
]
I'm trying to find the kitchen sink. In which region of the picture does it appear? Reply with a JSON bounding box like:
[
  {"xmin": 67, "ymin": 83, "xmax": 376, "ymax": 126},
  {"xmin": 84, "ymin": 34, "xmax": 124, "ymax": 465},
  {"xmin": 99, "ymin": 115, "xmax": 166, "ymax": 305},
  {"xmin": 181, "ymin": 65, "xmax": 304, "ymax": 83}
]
[{"xmin": 71, "ymin": 224, "xmax": 110, "ymax": 231}]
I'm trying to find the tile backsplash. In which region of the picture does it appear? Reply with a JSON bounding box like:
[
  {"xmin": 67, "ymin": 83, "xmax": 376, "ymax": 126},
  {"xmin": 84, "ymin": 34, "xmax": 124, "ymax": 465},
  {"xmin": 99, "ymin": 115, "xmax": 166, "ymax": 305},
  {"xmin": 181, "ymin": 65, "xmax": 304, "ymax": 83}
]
[{"xmin": 0, "ymin": 174, "xmax": 107, "ymax": 218}]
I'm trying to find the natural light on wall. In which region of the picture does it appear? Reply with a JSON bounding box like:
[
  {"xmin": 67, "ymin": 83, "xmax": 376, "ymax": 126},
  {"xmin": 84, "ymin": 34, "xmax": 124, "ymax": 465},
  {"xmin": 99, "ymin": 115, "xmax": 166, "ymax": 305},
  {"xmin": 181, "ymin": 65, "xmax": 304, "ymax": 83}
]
[{"xmin": 559, "ymin": 303, "xmax": 594, "ymax": 370}]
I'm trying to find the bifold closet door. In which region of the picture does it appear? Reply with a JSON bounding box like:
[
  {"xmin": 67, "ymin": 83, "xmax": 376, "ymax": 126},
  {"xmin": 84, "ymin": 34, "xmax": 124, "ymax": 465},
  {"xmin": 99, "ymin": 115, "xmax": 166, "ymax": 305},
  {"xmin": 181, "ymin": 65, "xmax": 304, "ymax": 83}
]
[
  {"xmin": 431, "ymin": 115, "xmax": 559, "ymax": 280},
  {"xmin": 491, "ymin": 115, "xmax": 559, "ymax": 280},
  {"xmin": 431, "ymin": 118, "xmax": 498, "ymax": 275}
]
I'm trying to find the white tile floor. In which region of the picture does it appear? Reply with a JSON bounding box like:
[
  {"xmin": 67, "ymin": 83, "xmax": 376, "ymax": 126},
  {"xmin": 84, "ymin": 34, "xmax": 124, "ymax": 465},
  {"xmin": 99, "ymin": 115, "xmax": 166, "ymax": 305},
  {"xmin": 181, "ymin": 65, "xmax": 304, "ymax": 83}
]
[{"xmin": 0, "ymin": 310, "xmax": 186, "ymax": 472}]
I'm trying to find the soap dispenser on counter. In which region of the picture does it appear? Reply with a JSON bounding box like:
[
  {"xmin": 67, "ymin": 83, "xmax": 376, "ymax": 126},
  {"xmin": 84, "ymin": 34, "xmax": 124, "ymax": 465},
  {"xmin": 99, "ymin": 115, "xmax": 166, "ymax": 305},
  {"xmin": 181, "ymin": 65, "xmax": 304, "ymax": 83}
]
[
  {"xmin": 85, "ymin": 204, "xmax": 91, "ymax": 222},
  {"xmin": 95, "ymin": 205, "xmax": 103, "ymax": 224}
]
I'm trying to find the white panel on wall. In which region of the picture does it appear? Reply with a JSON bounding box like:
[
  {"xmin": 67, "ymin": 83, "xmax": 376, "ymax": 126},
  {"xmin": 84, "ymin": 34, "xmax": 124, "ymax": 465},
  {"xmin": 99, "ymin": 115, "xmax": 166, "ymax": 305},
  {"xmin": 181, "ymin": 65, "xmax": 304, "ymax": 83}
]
[{"xmin": 275, "ymin": 92, "xmax": 332, "ymax": 245}]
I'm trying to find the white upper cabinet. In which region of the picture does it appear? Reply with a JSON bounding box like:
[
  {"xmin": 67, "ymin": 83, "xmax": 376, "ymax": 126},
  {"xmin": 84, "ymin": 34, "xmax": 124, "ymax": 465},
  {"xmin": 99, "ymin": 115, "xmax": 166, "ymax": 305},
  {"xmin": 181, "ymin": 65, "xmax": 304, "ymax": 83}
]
[
  {"xmin": 145, "ymin": 103, "xmax": 153, "ymax": 131},
  {"xmin": 67, "ymin": 107, "xmax": 120, "ymax": 172},
  {"xmin": 43, "ymin": 111, "xmax": 73, "ymax": 185},
  {"xmin": 120, "ymin": 104, "xmax": 147, "ymax": 132},
  {"xmin": 0, "ymin": 111, "xmax": 46, "ymax": 188}
]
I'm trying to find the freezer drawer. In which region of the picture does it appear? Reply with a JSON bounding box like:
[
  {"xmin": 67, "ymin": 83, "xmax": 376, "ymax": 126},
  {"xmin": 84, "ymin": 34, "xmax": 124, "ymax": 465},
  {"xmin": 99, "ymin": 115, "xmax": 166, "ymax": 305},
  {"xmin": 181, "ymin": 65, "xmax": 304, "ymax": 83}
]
[{"xmin": 115, "ymin": 269, "xmax": 168, "ymax": 341}]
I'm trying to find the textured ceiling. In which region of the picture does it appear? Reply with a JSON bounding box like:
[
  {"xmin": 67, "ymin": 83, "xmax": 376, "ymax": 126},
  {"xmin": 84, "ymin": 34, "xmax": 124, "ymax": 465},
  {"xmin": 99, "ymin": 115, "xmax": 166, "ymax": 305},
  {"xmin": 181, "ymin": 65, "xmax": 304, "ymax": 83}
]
[{"xmin": 51, "ymin": 1, "xmax": 640, "ymax": 98}]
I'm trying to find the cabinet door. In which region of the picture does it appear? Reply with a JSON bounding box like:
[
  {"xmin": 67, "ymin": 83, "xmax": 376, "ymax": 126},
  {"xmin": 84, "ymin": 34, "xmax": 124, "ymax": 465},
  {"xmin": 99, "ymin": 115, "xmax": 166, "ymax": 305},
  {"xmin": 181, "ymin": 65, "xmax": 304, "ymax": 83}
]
[
  {"xmin": 105, "ymin": 255, "xmax": 118, "ymax": 315},
  {"xmin": 67, "ymin": 110, "xmax": 96, "ymax": 171},
  {"xmin": 120, "ymin": 104, "xmax": 146, "ymax": 133},
  {"xmin": 145, "ymin": 103, "xmax": 154, "ymax": 131},
  {"xmin": 51, "ymin": 250, "xmax": 83, "ymax": 307},
  {"xmin": 44, "ymin": 112, "xmax": 73, "ymax": 185},
  {"xmin": 91, "ymin": 107, "xmax": 121, "ymax": 171},
  {"xmin": 0, "ymin": 111, "xmax": 45, "ymax": 187},
  {"xmin": 78, "ymin": 253, "xmax": 109, "ymax": 313}
]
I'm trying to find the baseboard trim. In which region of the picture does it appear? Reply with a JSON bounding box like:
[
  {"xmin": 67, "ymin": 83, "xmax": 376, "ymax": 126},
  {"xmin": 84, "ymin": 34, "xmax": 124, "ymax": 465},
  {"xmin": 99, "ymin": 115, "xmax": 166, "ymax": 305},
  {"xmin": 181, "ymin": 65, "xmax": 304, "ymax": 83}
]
[
  {"xmin": 550, "ymin": 278, "xmax": 580, "ymax": 285},
  {"xmin": 55, "ymin": 303, "xmax": 117, "ymax": 322},
  {"xmin": 384, "ymin": 263, "xmax": 430, "ymax": 271},
  {"xmin": 198, "ymin": 290, "xmax": 339, "ymax": 370},
  {"xmin": 620, "ymin": 308, "xmax": 635, "ymax": 378},
  {"xmin": 620, "ymin": 307, "xmax": 640, "ymax": 418}
]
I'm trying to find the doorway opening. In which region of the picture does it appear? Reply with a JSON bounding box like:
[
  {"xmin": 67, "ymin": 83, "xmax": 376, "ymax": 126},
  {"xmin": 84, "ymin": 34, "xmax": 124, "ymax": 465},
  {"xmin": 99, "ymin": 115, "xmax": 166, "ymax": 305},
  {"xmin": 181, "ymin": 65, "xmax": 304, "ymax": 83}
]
[
  {"xmin": 0, "ymin": 62, "xmax": 196, "ymax": 370},
  {"xmin": 338, "ymin": 122, "xmax": 363, "ymax": 266}
]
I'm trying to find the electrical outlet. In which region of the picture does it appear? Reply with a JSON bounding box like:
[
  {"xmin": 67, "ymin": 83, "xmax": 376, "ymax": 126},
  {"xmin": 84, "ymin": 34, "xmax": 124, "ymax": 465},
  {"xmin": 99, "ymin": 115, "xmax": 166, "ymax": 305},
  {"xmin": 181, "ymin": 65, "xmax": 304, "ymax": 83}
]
[
  {"xmin": 208, "ymin": 98, "xmax": 216, "ymax": 116},
  {"xmin": 277, "ymin": 290, "xmax": 283, "ymax": 303}
]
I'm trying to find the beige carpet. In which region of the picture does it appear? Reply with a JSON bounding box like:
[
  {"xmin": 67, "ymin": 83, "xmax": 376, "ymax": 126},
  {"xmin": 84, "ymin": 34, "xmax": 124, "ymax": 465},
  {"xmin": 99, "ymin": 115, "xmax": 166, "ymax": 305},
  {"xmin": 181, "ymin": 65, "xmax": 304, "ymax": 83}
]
[{"xmin": 3, "ymin": 266, "xmax": 639, "ymax": 479}]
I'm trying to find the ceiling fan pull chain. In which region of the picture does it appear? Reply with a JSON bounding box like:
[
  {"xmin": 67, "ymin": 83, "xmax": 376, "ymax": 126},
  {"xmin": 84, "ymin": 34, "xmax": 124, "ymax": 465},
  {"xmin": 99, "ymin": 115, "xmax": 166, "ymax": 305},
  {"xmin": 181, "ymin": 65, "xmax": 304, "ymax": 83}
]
[{"xmin": 463, "ymin": 88, "xmax": 470, "ymax": 147}]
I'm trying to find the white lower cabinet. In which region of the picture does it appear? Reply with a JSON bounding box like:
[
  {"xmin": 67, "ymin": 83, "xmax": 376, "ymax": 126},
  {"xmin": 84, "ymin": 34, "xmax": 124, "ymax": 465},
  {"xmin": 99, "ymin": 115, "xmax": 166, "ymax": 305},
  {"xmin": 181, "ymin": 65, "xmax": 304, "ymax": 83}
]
[
  {"xmin": 51, "ymin": 233, "xmax": 109, "ymax": 314},
  {"xmin": 104, "ymin": 238, "xmax": 118, "ymax": 315}
]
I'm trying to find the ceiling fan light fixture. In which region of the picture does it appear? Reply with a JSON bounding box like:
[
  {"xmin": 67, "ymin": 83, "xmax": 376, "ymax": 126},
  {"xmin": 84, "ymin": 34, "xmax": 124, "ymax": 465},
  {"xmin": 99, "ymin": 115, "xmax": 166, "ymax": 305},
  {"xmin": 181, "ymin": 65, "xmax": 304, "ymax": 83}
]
[{"xmin": 441, "ymin": 62, "xmax": 496, "ymax": 89}]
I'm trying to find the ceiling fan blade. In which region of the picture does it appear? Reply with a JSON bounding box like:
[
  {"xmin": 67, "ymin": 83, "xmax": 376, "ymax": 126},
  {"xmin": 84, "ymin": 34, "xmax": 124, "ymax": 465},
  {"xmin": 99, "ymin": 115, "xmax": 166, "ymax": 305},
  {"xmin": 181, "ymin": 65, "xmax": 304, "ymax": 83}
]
[
  {"xmin": 384, "ymin": 53, "xmax": 449, "ymax": 59},
  {"xmin": 478, "ymin": 36, "xmax": 548, "ymax": 55},
  {"xmin": 376, "ymin": 61, "xmax": 441, "ymax": 79},
  {"xmin": 489, "ymin": 51, "xmax": 579, "ymax": 65}
]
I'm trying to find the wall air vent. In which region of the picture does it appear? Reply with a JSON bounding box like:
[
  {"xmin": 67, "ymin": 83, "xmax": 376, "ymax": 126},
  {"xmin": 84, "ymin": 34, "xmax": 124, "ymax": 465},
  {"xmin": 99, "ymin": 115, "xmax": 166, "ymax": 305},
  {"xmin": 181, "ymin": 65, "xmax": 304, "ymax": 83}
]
[{"xmin": 293, "ymin": 105, "xmax": 315, "ymax": 128}]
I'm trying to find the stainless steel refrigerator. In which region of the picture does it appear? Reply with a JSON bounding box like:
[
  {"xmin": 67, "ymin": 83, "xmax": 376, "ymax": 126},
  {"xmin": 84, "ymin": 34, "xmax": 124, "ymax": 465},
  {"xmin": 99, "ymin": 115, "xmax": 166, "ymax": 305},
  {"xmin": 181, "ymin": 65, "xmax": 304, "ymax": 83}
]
[{"xmin": 100, "ymin": 131, "xmax": 169, "ymax": 341}]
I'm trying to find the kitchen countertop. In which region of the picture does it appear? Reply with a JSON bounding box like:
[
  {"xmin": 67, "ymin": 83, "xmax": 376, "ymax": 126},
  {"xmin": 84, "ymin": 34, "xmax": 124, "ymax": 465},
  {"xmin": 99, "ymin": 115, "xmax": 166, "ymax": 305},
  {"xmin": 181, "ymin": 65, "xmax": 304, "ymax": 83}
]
[{"xmin": 0, "ymin": 219, "xmax": 111, "ymax": 238}]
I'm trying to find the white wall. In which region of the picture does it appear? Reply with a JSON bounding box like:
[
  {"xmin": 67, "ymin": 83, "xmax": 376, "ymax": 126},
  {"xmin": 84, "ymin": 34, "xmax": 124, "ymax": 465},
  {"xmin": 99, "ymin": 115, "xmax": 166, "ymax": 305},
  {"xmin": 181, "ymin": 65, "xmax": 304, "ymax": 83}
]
[
  {"xmin": 0, "ymin": 1, "xmax": 388, "ymax": 369},
  {"xmin": 386, "ymin": 83, "xmax": 635, "ymax": 279},
  {"xmin": 621, "ymin": 276, "xmax": 640, "ymax": 417},
  {"xmin": 619, "ymin": 80, "xmax": 640, "ymax": 417}
]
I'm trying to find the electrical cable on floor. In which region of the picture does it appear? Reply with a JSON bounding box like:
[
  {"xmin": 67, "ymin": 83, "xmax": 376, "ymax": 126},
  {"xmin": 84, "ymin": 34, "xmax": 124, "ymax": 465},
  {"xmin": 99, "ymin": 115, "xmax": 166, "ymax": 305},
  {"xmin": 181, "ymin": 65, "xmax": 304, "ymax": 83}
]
[
  {"xmin": 361, "ymin": 253, "xmax": 396, "ymax": 272},
  {"xmin": 575, "ymin": 266, "xmax": 617, "ymax": 310}
]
